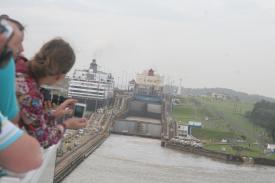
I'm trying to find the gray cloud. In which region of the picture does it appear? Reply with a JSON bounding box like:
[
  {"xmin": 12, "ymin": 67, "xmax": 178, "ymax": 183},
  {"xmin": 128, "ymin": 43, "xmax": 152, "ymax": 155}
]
[{"xmin": 2, "ymin": 0, "xmax": 275, "ymax": 98}]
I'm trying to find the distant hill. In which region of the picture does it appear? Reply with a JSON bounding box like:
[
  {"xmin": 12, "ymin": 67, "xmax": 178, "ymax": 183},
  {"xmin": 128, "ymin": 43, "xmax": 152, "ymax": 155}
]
[{"xmin": 179, "ymin": 87, "xmax": 275, "ymax": 103}]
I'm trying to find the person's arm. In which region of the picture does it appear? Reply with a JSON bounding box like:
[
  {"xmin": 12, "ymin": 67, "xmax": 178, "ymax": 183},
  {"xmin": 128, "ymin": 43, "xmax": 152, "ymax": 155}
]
[
  {"xmin": 19, "ymin": 97, "xmax": 64, "ymax": 148},
  {"xmin": 0, "ymin": 134, "xmax": 42, "ymax": 173},
  {"xmin": 0, "ymin": 115, "xmax": 42, "ymax": 173}
]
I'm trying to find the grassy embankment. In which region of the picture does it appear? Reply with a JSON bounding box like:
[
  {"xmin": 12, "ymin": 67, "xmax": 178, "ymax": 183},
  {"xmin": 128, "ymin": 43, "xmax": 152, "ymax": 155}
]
[{"xmin": 172, "ymin": 96, "xmax": 275, "ymax": 159}]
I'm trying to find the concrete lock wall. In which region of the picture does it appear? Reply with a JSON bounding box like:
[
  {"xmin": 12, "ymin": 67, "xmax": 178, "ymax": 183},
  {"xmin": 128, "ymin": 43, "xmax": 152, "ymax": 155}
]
[
  {"xmin": 128, "ymin": 100, "xmax": 146, "ymax": 116},
  {"xmin": 112, "ymin": 121, "xmax": 136, "ymax": 134},
  {"xmin": 146, "ymin": 103, "xmax": 162, "ymax": 119},
  {"xmin": 147, "ymin": 103, "xmax": 161, "ymax": 114},
  {"xmin": 128, "ymin": 100, "xmax": 162, "ymax": 119},
  {"xmin": 112, "ymin": 120, "xmax": 161, "ymax": 138},
  {"xmin": 146, "ymin": 124, "xmax": 161, "ymax": 137}
]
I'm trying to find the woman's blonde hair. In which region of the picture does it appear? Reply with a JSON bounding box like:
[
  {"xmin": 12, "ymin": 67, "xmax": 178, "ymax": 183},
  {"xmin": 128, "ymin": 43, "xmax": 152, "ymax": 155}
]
[{"xmin": 28, "ymin": 38, "xmax": 75, "ymax": 80}]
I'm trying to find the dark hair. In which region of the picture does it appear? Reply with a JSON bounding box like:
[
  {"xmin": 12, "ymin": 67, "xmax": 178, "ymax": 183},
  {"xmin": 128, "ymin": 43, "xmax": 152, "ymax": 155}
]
[
  {"xmin": 28, "ymin": 38, "xmax": 75, "ymax": 80},
  {"xmin": 0, "ymin": 14, "xmax": 24, "ymax": 31}
]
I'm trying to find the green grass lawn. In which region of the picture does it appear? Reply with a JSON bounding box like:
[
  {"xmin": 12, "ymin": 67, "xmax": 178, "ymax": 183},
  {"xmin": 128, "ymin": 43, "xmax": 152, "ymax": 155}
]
[
  {"xmin": 172, "ymin": 104, "xmax": 195, "ymax": 122},
  {"xmin": 268, "ymin": 154, "xmax": 275, "ymax": 160},
  {"xmin": 204, "ymin": 144, "xmax": 236, "ymax": 154},
  {"xmin": 172, "ymin": 96, "xmax": 271, "ymax": 143},
  {"xmin": 172, "ymin": 96, "xmax": 273, "ymax": 158},
  {"xmin": 204, "ymin": 143, "xmax": 263, "ymax": 157},
  {"xmin": 191, "ymin": 128, "xmax": 236, "ymax": 142}
]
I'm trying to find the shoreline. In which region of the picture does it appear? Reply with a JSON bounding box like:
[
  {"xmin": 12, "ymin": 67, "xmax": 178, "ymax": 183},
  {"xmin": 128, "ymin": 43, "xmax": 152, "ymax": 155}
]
[{"xmin": 163, "ymin": 141, "xmax": 275, "ymax": 167}]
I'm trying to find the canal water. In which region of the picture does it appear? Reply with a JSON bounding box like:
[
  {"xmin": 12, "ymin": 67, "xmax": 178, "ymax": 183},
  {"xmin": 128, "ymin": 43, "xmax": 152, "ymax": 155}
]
[{"xmin": 63, "ymin": 135, "xmax": 275, "ymax": 183}]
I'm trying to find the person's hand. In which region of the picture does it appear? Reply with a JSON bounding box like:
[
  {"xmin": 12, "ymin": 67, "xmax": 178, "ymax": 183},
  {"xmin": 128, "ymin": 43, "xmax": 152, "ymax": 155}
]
[
  {"xmin": 60, "ymin": 98, "xmax": 77, "ymax": 108},
  {"xmin": 44, "ymin": 100, "xmax": 53, "ymax": 110},
  {"xmin": 63, "ymin": 118, "xmax": 87, "ymax": 130},
  {"xmin": 53, "ymin": 99, "xmax": 77, "ymax": 118}
]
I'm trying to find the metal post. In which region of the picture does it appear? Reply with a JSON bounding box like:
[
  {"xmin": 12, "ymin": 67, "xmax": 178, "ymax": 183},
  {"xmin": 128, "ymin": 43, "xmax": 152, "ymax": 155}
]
[{"xmin": 95, "ymin": 73, "xmax": 100, "ymax": 112}]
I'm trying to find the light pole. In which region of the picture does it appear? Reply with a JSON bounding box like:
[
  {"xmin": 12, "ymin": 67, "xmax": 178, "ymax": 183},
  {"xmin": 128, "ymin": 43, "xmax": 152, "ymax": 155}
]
[
  {"xmin": 95, "ymin": 72, "xmax": 100, "ymax": 112},
  {"xmin": 125, "ymin": 71, "xmax": 129, "ymax": 91},
  {"xmin": 178, "ymin": 78, "xmax": 182, "ymax": 96},
  {"xmin": 121, "ymin": 71, "xmax": 125, "ymax": 90},
  {"xmin": 117, "ymin": 76, "xmax": 120, "ymax": 89}
]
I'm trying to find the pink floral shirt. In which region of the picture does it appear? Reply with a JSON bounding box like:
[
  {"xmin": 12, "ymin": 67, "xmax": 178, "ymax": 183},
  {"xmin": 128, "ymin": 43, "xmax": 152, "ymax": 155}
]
[{"xmin": 16, "ymin": 57, "xmax": 64, "ymax": 148}]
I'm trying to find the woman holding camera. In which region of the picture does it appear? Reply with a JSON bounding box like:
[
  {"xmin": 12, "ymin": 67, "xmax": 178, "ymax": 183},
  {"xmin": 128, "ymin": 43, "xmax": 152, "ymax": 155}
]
[{"xmin": 16, "ymin": 38, "xmax": 87, "ymax": 148}]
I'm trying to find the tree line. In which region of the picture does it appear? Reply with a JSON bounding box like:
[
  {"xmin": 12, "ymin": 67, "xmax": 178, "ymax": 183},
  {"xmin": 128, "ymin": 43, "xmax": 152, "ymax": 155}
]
[{"xmin": 248, "ymin": 100, "xmax": 275, "ymax": 140}]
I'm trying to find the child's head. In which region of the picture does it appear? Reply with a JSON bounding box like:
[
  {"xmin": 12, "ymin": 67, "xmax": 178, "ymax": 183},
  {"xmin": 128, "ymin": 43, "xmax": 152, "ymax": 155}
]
[{"xmin": 29, "ymin": 38, "xmax": 75, "ymax": 85}]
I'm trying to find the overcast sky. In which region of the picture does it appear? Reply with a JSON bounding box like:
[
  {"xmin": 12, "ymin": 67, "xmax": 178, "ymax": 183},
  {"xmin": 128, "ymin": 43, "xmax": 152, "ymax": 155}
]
[{"xmin": 2, "ymin": 0, "xmax": 275, "ymax": 98}]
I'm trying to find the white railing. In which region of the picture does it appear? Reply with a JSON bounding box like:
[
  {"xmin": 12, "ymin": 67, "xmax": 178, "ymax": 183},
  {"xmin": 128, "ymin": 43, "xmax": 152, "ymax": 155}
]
[{"xmin": 0, "ymin": 144, "xmax": 59, "ymax": 183}]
